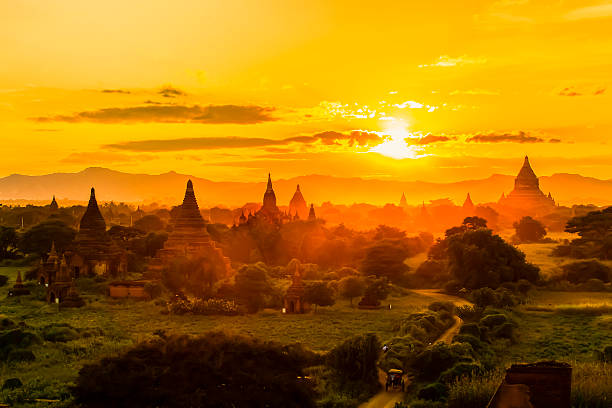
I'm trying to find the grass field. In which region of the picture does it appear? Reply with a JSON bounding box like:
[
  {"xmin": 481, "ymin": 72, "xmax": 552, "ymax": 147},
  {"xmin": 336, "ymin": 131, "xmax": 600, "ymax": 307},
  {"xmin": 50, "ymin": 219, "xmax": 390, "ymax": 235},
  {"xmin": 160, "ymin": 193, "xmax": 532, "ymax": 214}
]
[{"xmin": 1, "ymin": 266, "xmax": 451, "ymax": 405}]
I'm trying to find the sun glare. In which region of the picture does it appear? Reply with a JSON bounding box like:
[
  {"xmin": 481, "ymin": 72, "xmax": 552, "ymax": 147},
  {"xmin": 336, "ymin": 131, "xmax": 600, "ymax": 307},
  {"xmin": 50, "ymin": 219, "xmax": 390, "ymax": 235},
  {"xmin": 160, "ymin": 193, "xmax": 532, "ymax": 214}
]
[{"xmin": 369, "ymin": 121, "xmax": 421, "ymax": 159}]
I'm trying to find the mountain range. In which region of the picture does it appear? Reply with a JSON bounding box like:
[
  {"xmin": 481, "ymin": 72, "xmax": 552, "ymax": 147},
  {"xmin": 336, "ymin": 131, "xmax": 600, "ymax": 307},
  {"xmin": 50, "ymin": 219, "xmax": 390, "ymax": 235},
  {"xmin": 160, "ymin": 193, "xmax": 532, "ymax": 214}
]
[{"xmin": 0, "ymin": 167, "xmax": 611, "ymax": 207}]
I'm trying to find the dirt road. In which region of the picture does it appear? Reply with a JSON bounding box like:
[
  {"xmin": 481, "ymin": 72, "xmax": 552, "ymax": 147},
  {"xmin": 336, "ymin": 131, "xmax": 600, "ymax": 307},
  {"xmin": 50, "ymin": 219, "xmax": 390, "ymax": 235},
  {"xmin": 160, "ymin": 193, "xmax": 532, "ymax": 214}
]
[{"xmin": 358, "ymin": 290, "xmax": 471, "ymax": 408}]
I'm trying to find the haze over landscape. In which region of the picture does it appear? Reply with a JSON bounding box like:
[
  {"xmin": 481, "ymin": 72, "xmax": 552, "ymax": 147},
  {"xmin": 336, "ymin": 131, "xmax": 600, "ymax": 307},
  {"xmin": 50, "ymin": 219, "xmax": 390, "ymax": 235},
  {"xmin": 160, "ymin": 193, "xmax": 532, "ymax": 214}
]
[{"xmin": 1, "ymin": 2, "xmax": 611, "ymax": 408}]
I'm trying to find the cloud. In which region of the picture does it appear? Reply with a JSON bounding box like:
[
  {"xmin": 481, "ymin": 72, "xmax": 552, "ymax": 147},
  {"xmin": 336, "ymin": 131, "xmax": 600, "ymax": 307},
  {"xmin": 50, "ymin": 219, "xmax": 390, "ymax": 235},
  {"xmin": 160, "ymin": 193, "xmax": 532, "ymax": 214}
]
[
  {"xmin": 450, "ymin": 89, "xmax": 500, "ymax": 96},
  {"xmin": 412, "ymin": 134, "xmax": 456, "ymax": 145},
  {"xmin": 105, "ymin": 130, "xmax": 385, "ymax": 152},
  {"xmin": 565, "ymin": 3, "xmax": 612, "ymax": 20},
  {"xmin": 288, "ymin": 130, "xmax": 384, "ymax": 147},
  {"xmin": 101, "ymin": 89, "xmax": 131, "ymax": 94},
  {"xmin": 158, "ymin": 86, "xmax": 187, "ymax": 98},
  {"xmin": 418, "ymin": 55, "xmax": 487, "ymax": 68},
  {"xmin": 559, "ymin": 86, "xmax": 606, "ymax": 96},
  {"xmin": 548, "ymin": 138, "xmax": 561, "ymax": 143},
  {"xmin": 31, "ymin": 104, "xmax": 277, "ymax": 124},
  {"xmin": 465, "ymin": 131, "xmax": 546, "ymax": 143},
  {"xmin": 61, "ymin": 151, "xmax": 157, "ymax": 164}
]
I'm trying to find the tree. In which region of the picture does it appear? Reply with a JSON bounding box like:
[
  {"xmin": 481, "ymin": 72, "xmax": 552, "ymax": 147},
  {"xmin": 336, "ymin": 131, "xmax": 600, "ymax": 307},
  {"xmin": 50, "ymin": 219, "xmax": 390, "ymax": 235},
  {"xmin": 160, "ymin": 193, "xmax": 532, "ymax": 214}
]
[
  {"xmin": 558, "ymin": 207, "xmax": 612, "ymax": 260},
  {"xmin": 445, "ymin": 228, "xmax": 540, "ymax": 289},
  {"xmin": 304, "ymin": 282, "xmax": 335, "ymax": 312},
  {"xmin": 338, "ymin": 276, "xmax": 366, "ymax": 306},
  {"xmin": 234, "ymin": 263, "xmax": 276, "ymax": 313},
  {"xmin": 18, "ymin": 220, "xmax": 76, "ymax": 256},
  {"xmin": 513, "ymin": 216, "xmax": 546, "ymax": 243},
  {"xmin": 73, "ymin": 332, "xmax": 318, "ymax": 408},
  {"xmin": 326, "ymin": 333, "xmax": 381, "ymax": 390},
  {"xmin": 361, "ymin": 240, "xmax": 410, "ymax": 282},
  {"xmin": 162, "ymin": 255, "xmax": 224, "ymax": 298},
  {"xmin": 0, "ymin": 226, "xmax": 19, "ymax": 260},
  {"xmin": 359, "ymin": 278, "xmax": 391, "ymax": 307},
  {"xmin": 134, "ymin": 214, "xmax": 165, "ymax": 232}
]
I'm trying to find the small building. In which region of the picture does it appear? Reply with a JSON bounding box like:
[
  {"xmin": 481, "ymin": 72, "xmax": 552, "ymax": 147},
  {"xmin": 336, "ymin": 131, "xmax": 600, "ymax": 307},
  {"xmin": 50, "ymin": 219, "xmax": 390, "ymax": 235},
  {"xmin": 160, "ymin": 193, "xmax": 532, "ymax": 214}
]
[
  {"xmin": 487, "ymin": 361, "xmax": 571, "ymax": 408},
  {"xmin": 8, "ymin": 271, "xmax": 30, "ymax": 297}
]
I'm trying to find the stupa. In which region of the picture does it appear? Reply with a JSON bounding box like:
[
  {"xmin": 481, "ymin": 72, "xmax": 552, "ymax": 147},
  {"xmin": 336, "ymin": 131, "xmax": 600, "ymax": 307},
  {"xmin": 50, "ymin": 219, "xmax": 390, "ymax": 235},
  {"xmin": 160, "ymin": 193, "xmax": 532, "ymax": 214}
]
[
  {"xmin": 8, "ymin": 271, "xmax": 30, "ymax": 296},
  {"xmin": 289, "ymin": 184, "xmax": 308, "ymax": 220},
  {"xmin": 498, "ymin": 156, "xmax": 555, "ymax": 212},
  {"xmin": 308, "ymin": 204, "xmax": 317, "ymax": 221},
  {"xmin": 153, "ymin": 180, "xmax": 231, "ymax": 275},
  {"xmin": 399, "ymin": 192, "xmax": 408, "ymax": 207},
  {"xmin": 462, "ymin": 193, "xmax": 475, "ymax": 213},
  {"xmin": 283, "ymin": 261, "xmax": 308, "ymax": 313},
  {"xmin": 255, "ymin": 173, "xmax": 282, "ymax": 224},
  {"xmin": 49, "ymin": 196, "xmax": 59, "ymax": 212}
]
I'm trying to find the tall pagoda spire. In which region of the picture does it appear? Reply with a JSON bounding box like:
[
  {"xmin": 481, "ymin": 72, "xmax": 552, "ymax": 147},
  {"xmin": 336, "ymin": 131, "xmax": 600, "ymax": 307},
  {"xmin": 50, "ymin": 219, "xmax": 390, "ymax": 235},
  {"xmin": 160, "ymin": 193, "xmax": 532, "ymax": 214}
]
[
  {"xmin": 50, "ymin": 195, "xmax": 59, "ymax": 211},
  {"xmin": 289, "ymin": 184, "xmax": 308, "ymax": 219},
  {"xmin": 463, "ymin": 193, "xmax": 475, "ymax": 210},
  {"xmin": 399, "ymin": 192, "xmax": 408, "ymax": 207},
  {"xmin": 262, "ymin": 173, "xmax": 278, "ymax": 211},
  {"xmin": 79, "ymin": 187, "xmax": 106, "ymax": 233},
  {"xmin": 308, "ymin": 204, "xmax": 316, "ymax": 221}
]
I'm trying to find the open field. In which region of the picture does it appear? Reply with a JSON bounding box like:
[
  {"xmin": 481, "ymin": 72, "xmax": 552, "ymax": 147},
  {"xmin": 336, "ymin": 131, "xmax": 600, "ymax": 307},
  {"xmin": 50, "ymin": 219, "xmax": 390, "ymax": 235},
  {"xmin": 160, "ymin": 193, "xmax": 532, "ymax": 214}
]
[{"xmin": 1, "ymin": 266, "xmax": 454, "ymax": 405}]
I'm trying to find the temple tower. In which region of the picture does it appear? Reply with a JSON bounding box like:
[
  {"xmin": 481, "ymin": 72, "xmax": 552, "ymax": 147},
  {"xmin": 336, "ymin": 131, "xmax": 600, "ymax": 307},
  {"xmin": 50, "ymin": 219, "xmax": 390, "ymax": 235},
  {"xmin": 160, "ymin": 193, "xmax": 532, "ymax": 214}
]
[
  {"xmin": 499, "ymin": 156, "xmax": 555, "ymax": 212},
  {"xmin": 289, "ymin": 184, "xmax": 308, "ymax": 220},
  {"xmin": 308, "ymin": 204, "xmax": 316, "ymax": 221}
]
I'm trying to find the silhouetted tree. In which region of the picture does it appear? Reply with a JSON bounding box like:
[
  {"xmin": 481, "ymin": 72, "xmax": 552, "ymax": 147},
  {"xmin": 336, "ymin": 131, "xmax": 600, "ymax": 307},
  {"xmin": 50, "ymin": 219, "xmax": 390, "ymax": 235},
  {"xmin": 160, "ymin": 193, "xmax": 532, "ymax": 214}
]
[
  {"xmin": 513, "ymin": 216, "xmax": 546, "ymax": 243},
  {"xmin": 234, "ymin": 263, "xmax": 276, "ymax": 313},
  {"xmin": 0, "ymin": 226, "xmax": 19, "ymax": 260},
  {"xmin": 18, "ymin": 220, "xmax": 76, "ymax": 256},
  {"xmin": 361, "ymin": 240, "xmax": 410, "ymax": 282},
  {"xmin": 73, "ymin": 332, "xmax": 318, "ymax": 408},
  {"xmin": 338, "ymin": 276, "xmax": 366, "ymax": 306},
  {"xmin": 134, "ymin": 214, "xmax": 165, "ymax": 232},
  {"xmin": 304, "ymin": 282, "xmax": 335, "ymax": 312}
]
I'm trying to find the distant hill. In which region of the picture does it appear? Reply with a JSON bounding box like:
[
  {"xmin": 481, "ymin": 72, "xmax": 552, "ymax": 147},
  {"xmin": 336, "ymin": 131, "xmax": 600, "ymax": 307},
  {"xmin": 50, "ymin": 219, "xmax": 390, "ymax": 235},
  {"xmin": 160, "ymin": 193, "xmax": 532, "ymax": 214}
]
[{"xmin": 0, "ymin": 167, "xmax": 610, "ymax": 207}]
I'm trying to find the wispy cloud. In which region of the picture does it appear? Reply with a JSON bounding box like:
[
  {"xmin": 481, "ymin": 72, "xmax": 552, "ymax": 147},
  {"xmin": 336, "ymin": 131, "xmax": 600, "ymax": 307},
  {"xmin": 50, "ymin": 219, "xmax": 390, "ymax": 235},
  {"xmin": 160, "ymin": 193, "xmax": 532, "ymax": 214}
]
[
  {"xmin": 104, "ymin": 130, "xmax": 385, "ymax": 152},
  {"xmin": 559, "ymin": 86, "xmax": 606, "ymax": 96},
  {"xmin": 450, "ymin": 89, "xmax": 500, "ymax": 96},
  {"xmin": 31, "ymin": 104, "xmax": 277, "ymax": 124},
  {"xmin": 565, "ymin": 3, "xmax": 612, "ymax": 20},
  {"xmin": 158, "ymin": 85, "xmax": 187, "ymax": 98},
  {"xmin": 465, "ymin": 131, "xmax": 546, "ymax": 143},
  {"xmin": 418, "ymin": 55, "xmax": 487, "ymax": 68},
  {"xmin": 411, "ymin": 134, "xmax": 456, "ymax": 145},
  {"xmin": 101, "ymin": 89, "xmax": 131, "ymax": 94}
]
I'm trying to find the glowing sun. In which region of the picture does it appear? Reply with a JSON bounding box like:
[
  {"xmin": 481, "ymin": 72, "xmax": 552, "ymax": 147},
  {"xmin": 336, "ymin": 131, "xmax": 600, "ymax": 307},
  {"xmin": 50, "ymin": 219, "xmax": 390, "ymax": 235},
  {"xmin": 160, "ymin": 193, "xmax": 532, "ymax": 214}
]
[{"xmin": 369, "ymin": 121, "xmax": 421, "ymax": 159}]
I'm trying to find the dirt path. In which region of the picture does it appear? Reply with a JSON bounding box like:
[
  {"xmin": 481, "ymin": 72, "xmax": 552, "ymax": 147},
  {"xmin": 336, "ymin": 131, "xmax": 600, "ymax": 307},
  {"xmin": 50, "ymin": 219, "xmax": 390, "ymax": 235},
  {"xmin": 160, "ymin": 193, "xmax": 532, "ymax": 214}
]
[{"xmin": 359, "ymin": 290, "xmax": 471, "ymax": 408}]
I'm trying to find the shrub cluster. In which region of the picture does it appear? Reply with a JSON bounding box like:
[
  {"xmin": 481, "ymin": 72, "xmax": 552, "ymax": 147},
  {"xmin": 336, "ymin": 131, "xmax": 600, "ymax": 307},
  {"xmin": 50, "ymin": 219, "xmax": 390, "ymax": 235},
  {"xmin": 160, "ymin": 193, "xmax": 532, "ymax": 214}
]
[{"xmin": 167, "ymin": 297, "xmax": 240, "ymax": 315}]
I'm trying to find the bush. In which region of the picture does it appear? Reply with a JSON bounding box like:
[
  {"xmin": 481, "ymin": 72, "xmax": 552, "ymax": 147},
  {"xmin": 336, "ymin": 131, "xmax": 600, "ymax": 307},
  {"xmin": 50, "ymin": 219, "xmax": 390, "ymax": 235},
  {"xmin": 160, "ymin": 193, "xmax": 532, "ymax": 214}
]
[
  {"xmin": 7, "ymin": 348, "xmax": 35, "ymax": 362},
  {"xmin": 0, "ymin": 329, "xmax": 42, "ymax": 351},
  {"xmin": 418, "ymin": 382, "xmax": 448, "ymax": 401},
  {"xmin": 2, "ymin": 378, "xmax": 22, "ymax": 390},
  {"xmin": 492, "ymin": 322, "xmax": 515, "ymax": 340},
  {"xmin": 579, "ymin": 278, "xmax": 607, "ymax": 292},
  {"xmin": 42, "ymin": 325, "xmax": 81, "ymax": 342},
  {"xmin": 479, "ymin": 314, "xmax": 508, "ymax": 328},
  {"xmin": 428, "ymin": 301, "xmax": 455, "ymax": 314},
  {"xmin": 562, "ymin": 260, "xmax": 611, "ymax": 284},
  {"xmin": 74, "ymin": 331, "xmax": 318, "ymax": 408},
  {"xmin": 0, "ymin": 274, "xmax": 8, "ymax": 286},
  {"xmin": 144, "ymin": 282, "xmax": 163, "ymax": 299},
  {"xmin": 439, "ymin": 362, "xmax": 482, "ymax": 383},
  {"xmin": 459, "ymin": 323, "xmax": 481, "ymax": 339}
]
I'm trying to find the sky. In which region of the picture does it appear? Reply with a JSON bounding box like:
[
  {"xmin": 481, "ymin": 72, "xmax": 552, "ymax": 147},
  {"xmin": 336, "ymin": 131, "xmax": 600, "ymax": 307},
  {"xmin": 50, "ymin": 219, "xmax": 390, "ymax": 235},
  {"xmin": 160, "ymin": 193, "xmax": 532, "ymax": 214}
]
[{"xmin": 1, "ymin": 0, "xmax": 611, "ymax": 182}]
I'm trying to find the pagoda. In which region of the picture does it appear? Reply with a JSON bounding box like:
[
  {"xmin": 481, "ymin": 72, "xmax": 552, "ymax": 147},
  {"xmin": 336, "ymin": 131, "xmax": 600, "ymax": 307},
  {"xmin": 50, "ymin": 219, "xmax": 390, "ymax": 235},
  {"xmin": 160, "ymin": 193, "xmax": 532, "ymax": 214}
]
[
  {"xmin": 72, "ymin": 187, "xmax": 126, "ymax": 276},
  {"xmin": 462, "ymin": 193, "xmax": 475, "ymax": 214},
  {"xmin": 308, "ymin": 204, "xmax": 317, "ymax": 221},
  {"xmin": 283, "ymin": 261, "xmax": 308, "ymax": 313},
  {"xmin": 289, "ymin": 184, "xmax": 308, "ymax": 220},
  {"xmin": 399, "ymin": 192, "xmax": 408, "ymax": 207},
  {"xmin": 153, "ymin": 180, "xmax": 231, "ymax": 275},
  {"xmin": 49, "ymin": 196, "xmax": 59, "ymax": 212},
  {"xmin": 255, "ymin": 173, "xmax": 282, "ymax": 224},
  {"xmin": 498, "ymin": 156, "xmax": 555, "ymax": 212},
  {"xmin": 8, "ymin": 271, "xmax": 30, "ymax": 296}
]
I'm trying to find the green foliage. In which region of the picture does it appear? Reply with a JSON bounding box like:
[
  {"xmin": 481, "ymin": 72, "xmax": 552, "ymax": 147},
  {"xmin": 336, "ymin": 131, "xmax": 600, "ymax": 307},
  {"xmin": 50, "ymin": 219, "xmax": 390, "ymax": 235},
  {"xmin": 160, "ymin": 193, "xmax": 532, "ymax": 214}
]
[
  {"xmin": 326, "ymin": 333, "xmax": 381, "ymax": 388},
  {"xmin": 337, "ymin": 276, "xmax": 366, "ymax": 305},
  {"xmin": 0, "ymin": 226, "xmax": 19, "ymax": 260},
  {"xmin": 42, "ymin": 325, "xmax": 80, "ymax": 342},
  {"xmin": 479, "ymin": 314, "xmax": 508, "ymax": 328},
  {"xmin": 18, "ymin": 220, "xmax": 76, "ymax": 256},
  {"xmin": 73, "ymin": 331, "xmax": 318, "ymax": 408},
  {"xmin": 513, "ymin": 216, "xmax": 547, "ymax": 243},
  {"xmin": 162, "ymin": 255, "xmax": 224, "ymax": 298},
  {"xmin": 0, "ymin": 274, "xmax": 7, "ymax": 287},
  {"xmin": 234, "ymin": 263, "xmax": 277, "ymax": 313},
  {"xmin": 561, "ymin": 260, "xmax": 611, "ymax": 284},
  {"xmin": 133, "ymin": 214, "xmax": 165, "ymax": 232},
  {"xmin": 560, "ymin": 206, "xmax": 612, "ymax": 260},
  {"xmin": 304, "ymin": 282, "xmax": 336, "ymax": 311},
  {"xmin": 418, "ymin": 382, "xmax": 449, "ymax": 401},
  {"xmin": 168, "ymin": 297, "xmax": 240, "ymax": 315},
  {"xmin": 447, "ymin": 370, "xmax": 503, "ymax": 408},
  {"xmin": 361, "ymin": 240, "xmax": 410, "ymax": 283},
  {"xmin": 7, "ymin": 349, "xmax": 35, "ymax": 362}
]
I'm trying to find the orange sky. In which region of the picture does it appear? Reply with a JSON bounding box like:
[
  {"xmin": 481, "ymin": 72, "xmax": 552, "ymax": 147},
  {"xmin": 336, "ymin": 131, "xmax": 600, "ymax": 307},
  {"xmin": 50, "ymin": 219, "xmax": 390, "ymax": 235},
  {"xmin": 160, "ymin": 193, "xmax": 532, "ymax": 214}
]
[{"xmin": 1, "ymin": 0, "xmax": 611, "ymax": 182}]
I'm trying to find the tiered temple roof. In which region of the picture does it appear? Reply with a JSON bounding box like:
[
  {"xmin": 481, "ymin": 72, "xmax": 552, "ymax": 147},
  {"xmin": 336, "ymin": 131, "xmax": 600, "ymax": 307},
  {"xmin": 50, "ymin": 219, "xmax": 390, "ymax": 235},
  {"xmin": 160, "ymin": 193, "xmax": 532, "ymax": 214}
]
[
  {"xmin": 399, "ymin": 192, "xmax": 408, "ymax": 207},
  {"xmin": 499, "ymin": 156, "xmax": 555, "ymax": 211},
  {"xmin": 289, "ymin": 184, "xmax": 308, "ymax": 220},
  {"xmin": 76, "ymin": 188, "xmax": 112, "ymax": 259}
]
